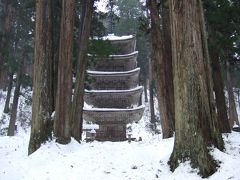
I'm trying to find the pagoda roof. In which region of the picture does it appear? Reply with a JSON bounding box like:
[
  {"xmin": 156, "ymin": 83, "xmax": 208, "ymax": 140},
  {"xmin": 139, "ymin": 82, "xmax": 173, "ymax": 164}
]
[
  {"xmin": 83, "ymin": 105, "xmax": 145, "ymax": 124},
  {"xmin": 84, "ymin": 86, "xmax": 143, "ymax": 108},
  {"xmin": 93, "ymin": 34, "xmax": 135, "ymax": 41},
  {"xmin": 85, "ymin": 86, "xmax": 143, "ymax": 93},
  {"xmin": 88, "ymin": 51, "xmax": 138, "ymax": 59},
  {"xmin": 87, "ymin": 67, "xmax": 140, "ymax": 76}
]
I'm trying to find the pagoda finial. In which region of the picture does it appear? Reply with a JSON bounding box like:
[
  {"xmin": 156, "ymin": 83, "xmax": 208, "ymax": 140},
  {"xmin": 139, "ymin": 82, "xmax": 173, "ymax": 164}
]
[{"xmin": 108, "ymin": 0, "xmax": 114, "ymax": 34}]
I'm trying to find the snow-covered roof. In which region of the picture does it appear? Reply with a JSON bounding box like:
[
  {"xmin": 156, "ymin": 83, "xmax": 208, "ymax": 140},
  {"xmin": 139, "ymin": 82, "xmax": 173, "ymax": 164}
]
[
  {"xmin": 85, "ymin": 86, "xmax": 143, "ymax": 93},
  {"xmin": 94, "ymin": 34, "xmax": 134, "ymax": 41},
  {"xmin": 82, "ymin": 124, "xmax": 99, "ymax": 130},
  {"xmin": 88, "ymin": 51, "xmax": 138, "ymax": 58},
  {"xmin": 83, "ymin": 105, "xmax": 145, "ymax": 124},
  {"xmin": 108, "ymin": 51, "xmax": 138, "ymax": 58},
  {"xmin": 90, "ymin": 129, "xmax": 96, "ymax": 133},
  {"xmin": 87, "ymin": 67, "xmax": 140, "ymax": 75},
  {"xmin": 83, "ymin": 105, "xmax": 145, "ymax": 111}
]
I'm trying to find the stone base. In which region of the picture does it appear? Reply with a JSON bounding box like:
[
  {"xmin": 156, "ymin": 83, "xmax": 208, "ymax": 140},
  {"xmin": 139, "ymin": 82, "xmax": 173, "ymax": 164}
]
[{"xmin": 95, "ymin": 123, "xmax": 126, "ymax": 141}]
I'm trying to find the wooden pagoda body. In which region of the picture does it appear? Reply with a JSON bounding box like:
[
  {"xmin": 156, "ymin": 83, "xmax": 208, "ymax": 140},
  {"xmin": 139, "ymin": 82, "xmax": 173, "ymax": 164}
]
[{"xmin": 83, "ymin": 35, "xmax": 144, "ymax": 141}]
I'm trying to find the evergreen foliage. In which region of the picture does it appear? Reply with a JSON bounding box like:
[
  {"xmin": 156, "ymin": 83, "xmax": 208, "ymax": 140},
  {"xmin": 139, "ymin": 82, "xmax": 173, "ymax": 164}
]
[{"xmin": 204, "ymin": 0, "xmax": 240, "ymax": 86}]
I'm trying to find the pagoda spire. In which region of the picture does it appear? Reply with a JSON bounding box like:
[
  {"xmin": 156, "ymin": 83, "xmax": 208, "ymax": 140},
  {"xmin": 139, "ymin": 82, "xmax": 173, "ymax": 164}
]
[{"xmin": 108, "ymin": 0, "xmax": 115, "ymax": 34}]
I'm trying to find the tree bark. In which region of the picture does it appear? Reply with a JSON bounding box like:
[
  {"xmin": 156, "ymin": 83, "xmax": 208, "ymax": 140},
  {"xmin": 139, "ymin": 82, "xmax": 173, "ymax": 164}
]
[
  {"xmin": 143, "ymin": 77, "xmax": 148, "ymax": 103},
  {"xmin": 0, "ymin": 71, "xmax": 8, "ymax": 90},
  {"xmin": 168, "ymin": 0, "xmax": 224, "ymax": 177},
  {"xmin": 162, "ymin": 1, "xmax": 175, "ymax": 130},
  {"xmin": 3, "ymin": 72, "xmax": 13, "ymax": 113},
  {"xmin": 51, "ymin": 0, "xmax": 62, "ymax": 111},
  {"xmin": 226, "ymin": 61, "xmax": 239, "ymax": 127},
  {"xmin": 210, "ymin": 50, "xmax": 231, "ymax": 132},
  {"xmin": 148, "ymin": 0, "xmax": 174, "ymax": 138},
  {"xmin": 28, "ymin": 0, "xmax": 53, "ymax": 155},
  {"xmin": 7, "ymin": 64, "xmax": 23, "ymax": 136},
  {"xmin": 0, "ymin": 0, "xmax": 14, "ymax": 89},
  {"xmin": 148, "ymin": 53, "xmax": 156, "ymax": 126},
  {"xmin": 70, "ymin": 0, "xmax": 94, "ymax": 142},
  {"xmin": 238, "ymin": 89, "xmax": 240, "ymax": 111},
  {"xmin": 54, "ymin": 0, "xmax": 75, "ymax": 144}
]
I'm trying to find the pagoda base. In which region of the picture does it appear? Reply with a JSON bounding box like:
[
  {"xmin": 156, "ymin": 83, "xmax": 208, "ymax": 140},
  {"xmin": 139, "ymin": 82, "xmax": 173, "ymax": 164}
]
[{"xmin": 95, "ymin": 123, "xmax": 127, "ymax": 141}]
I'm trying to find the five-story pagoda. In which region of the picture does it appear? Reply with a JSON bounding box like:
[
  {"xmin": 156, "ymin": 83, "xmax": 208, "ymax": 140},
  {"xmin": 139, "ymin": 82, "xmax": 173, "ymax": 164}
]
[{"xmin": 83, "ymin": 34, "xmax": 144, "ymax": 141}]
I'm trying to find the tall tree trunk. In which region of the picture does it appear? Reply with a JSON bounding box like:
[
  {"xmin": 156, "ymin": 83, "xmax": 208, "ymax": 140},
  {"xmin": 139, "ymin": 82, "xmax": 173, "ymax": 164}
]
[
  {"xmin": 168, "ymin": 0, "xmax": 224, "ymax": 177},
  {"xmin": 70, "ymin": 1, "xmax": 94, "ymax": 141},
  {"xmin": 162, "ymin": 1, "xmax": 175, "ymax": 131},
  {"xmin": 238, "ymin": 89, "xmax": 240, "ymax": 111},
  {"xmin": 0, "ymin": 71, "xmax": 8, "ymax": 90},
  {"xmin": 210, "ymin": 50, "xmax": 231, "ymax": 132},
  {"xmin": 226, "ymin": 61, "xmax": 239, "ymax": 127},
  {"xmin": 148, "ymin": 0, "xmax": 174, "ymax": 138},
  {"xmin": 54, "ymin": 0, "xmax": 75, "ymax": 144},
  {"xmin": 0, "ymin": 0, "xmax": 14, "ymax": 89},
  {"xmin": 51, "ymin": 0, "xmax": 62, "ymax": 111},
  {"xmin": 143, "ymin": 77, "xmax": 148, "ymax": 103},
  {"xmin": 148, "ymin": 53, "xmax": 156, "ymax": 126},
  {"xmin": 28, "ymin": 0, "xmax": 53, "ymax": 155},
  {"xmin": 7, "ymin": 64, "xmax": 23, "ymax": 136},
  {"xmin": 3, "ymin": 72, "xmax": 13, "ymax": 113}
]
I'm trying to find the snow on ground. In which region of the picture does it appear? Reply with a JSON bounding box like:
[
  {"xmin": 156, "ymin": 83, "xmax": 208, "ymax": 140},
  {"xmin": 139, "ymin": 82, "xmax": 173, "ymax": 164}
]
[
  {"xmin": 0, "ymin": 90, "xmax": 9, "ymax": 134},
  {"xmin": 1, "ymin": 91, "xmax": 240, "ymax": 179},
  {"xmin": 0, "ymin": 90, "xmax": 5, "ymax": 113},
  {"xmin": 1, "ymin": 127, "xmax": 240, "ymax": 180}
]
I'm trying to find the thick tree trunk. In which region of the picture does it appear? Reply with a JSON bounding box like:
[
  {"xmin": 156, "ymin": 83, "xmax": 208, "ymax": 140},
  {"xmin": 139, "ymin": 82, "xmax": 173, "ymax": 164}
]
[
  {"xmin": 0, "ymin": 0, "xmax": 14, "ymax": 89},
  {"xmin": 148, "ymin": 0, "xmax": 174, "ymax": 138},
  {"xmin": 226, "ymin": 61, "xmax": 239, "ymax": 127},
  {"xmin": 168, "ymin": 0, "xmax": 224, "ymax": 177},
  {"xmin": 7, "ymin": 66, "xmax": 22, "ymax": 136},
  {"xmin": 51, "ymin": 0, "xmax": 62, "ymax": 110},
  {"xmin": 3, "ymin": 72, "xmax": 13, "ymax": 113},
  {"xmin": 143, "ymin": 6, "xmax": 149, "ymax": 105},
  {"xmin": 28, "ymin": 0, "xmax": 53, "ymax": 155},
  {"xmin": 54, "ymin": 0, "xmax": 75, "ymax": 144},
  {"xmin": 211, "ymin": 51, "xmax": 231, "ymax": 132},
  {"xmin": 148, "ymin": 54, "xmax": 156, "ymax": 126},
  {"xmin": 70, "ymin": 1, "xmax": 94, "ymax": 141},
  {"xmin": 162, "ymin": 2, "xmax": 175, "ymax": 130}
]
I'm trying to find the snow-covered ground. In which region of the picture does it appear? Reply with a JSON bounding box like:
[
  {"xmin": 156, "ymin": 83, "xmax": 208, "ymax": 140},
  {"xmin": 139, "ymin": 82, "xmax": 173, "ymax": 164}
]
[{"xmin": 1, "ymin": 90, "xmax": 240, "ymax": 180}]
